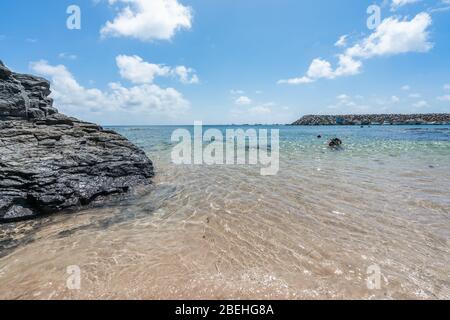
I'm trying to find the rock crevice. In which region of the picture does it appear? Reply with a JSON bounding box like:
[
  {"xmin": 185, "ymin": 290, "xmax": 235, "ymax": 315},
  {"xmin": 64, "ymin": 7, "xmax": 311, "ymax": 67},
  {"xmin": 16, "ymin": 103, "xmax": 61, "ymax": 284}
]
[{"xmin": 0, "ymin": 60, "xmax": 154, "ymax": 222}]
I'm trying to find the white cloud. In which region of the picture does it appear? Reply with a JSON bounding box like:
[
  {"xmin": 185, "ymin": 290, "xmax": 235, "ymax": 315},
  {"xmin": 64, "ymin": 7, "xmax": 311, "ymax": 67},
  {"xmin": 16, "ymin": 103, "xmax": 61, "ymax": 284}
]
[
  {"xmin": 334, "ymin": 54, "xmax": 363, "ymax": 77},
  {"xmin": 437, "ymin": 95, "xmax": 450, "ymax": 101},
  {"xmin": 278, "ymin": 55, "xmax": 361, "ymax": 84},
  {"xmin": 248, "ymin": 105, "xmax": 271, "ymax": 115},
  {"xmin": 412, "ymin": 100, "xmax": 429, "ymax": 108},
  {"xmin": 277, "ymin": 76, "xmax": 314, "ymax": 85},
  {"xmin": 430, "ymin": 0, "xmax": 450, "ymax": 12},
  {"xmin": 335, "ymin": 35, "xmax": 348, "ymax": 47},
  {"xmin": 337, "ymin": 94, "xmax": 350, "ymax": 100},
  {"xmin": 444, "ymin": 84, "xmax": 450, "ymax": 90},
  {"xmin": 116, "ymin": 54, "xmax": 170, "ymax": 83},
  {"xmin": 173, "ymin": 65, "xmax": 199, "ymax": 84},
  {"xmin": 409, "ymin": 93, "xmax": 422, "ymax": 98},
  {"xmin": 29, "ymin": 59, "xmax": 190, "ymax": 122},
  {"xmin": 235, "ymin": 96, "xmax": 252, "ymax": 105},
  {"xmin": 229, "ymin": 102, "xmax": 292, "ymax": 124},
  {"xmin": 306, "ymin": 58, "xmax": 335, "ymax": 79},
  {"xmin": 278, "ymin": 13, "xmax": 432, "ymax": 85},
  {"xmin": 391, "ymin": 0, "xmax": 421, "ymax": 11},
  {"xmin": 328, "ymin": 95, "xmax": 366, "ymax": 111},
  {"xmin": 101, "ymin": 0, "xmax": 192, "ymax": 42},
  {"xmin": 58, "ymin": 53, "xmax": 78, "ymax": 60},
  {"xmin": 230, "ymin": 89, "xmax": 245, "ymax": 95},
  {"xmin": 326, "ymin": 98, "xmax": 372, "ymax": 113},
  {"xmin": 116, "ymin": 54, "xmax": 198, "ymax": 84},
  {"xmin": 325, "ymin": 93, "xmax": 413, "ymax": 114},
  {"xmin": 401, "ymin": 85, "xmax": 411, "ymax": 91},
  {"xmin": 391, "ymin": 95, "xmax": 400, "ymax": 103},
  {"xmin": 345, "ymin": 13, "xmax": 432, "ymax": 59}
]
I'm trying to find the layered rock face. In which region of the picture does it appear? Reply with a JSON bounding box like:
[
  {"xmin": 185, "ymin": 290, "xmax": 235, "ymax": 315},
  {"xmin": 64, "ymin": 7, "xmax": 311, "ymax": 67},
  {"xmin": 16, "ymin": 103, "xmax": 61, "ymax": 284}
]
[{"xmin": 0, "ymin": 60, "xmax": 154, "ymax": 222}]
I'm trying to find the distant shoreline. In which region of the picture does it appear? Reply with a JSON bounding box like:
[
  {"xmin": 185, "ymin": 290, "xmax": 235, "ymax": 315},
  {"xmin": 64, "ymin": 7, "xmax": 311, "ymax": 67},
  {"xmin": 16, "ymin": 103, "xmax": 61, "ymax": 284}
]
[{"xmin": 292, "ymin": 113, "xmax": 450, "ymax": 126}]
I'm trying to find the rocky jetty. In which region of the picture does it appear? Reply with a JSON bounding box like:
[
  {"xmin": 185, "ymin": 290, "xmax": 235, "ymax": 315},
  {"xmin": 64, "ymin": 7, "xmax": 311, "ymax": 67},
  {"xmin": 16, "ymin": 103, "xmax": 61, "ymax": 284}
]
[
  {"xmin": 0, "ymin": 60, "xmax": 154, "ymax": 222},
  {"xmin": 292, "ymin": 114, "xmax": 450, "ymax": 126}
]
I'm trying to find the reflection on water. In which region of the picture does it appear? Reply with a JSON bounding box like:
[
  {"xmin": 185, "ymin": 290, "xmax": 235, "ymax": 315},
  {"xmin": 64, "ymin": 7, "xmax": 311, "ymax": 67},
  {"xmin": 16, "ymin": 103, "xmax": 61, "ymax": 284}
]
[{"xmin": 0, "ymin": 125, "xmax": 449, "ymax": 299}]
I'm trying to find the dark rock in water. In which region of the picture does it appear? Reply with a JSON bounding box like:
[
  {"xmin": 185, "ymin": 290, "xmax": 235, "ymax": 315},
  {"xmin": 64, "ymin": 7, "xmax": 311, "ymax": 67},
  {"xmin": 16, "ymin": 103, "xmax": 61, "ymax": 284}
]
[
  {"xmin": 328, "ymin": 138, "xmax": 342, "ymax": 148},
  {"xmin": 0, "ymin": 61, "xmax": 154, "ymax": 222}
]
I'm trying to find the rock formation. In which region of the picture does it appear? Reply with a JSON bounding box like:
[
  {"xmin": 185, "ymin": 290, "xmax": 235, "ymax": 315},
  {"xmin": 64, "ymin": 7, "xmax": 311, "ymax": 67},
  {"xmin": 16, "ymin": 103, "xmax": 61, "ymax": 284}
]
[
  {"xmin": 0, "ymin": 60, "xmax": 154, "ymax": 222},
  {"xmin": 292, "ymin": 114, "xmax": 450, "ymax": 126}
]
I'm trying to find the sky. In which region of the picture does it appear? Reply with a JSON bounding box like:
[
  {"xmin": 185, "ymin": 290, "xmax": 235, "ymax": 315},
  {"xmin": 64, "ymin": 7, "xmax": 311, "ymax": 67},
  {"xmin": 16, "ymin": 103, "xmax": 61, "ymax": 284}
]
[{"xmin": 1, "ymin": 0, "xmax": 450, "ymax": 125}]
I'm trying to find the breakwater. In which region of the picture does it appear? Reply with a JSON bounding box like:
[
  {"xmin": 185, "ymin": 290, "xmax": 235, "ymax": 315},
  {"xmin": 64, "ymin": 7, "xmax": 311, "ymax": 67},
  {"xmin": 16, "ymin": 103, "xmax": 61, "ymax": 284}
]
[{"xmin": 292, "ymin": 114, "xmax": 450, "ymax": 126}]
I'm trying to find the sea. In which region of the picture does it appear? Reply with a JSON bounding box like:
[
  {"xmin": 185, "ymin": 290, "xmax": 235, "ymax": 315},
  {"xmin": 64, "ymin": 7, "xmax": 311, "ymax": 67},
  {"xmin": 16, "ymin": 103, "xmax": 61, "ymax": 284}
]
[{"xmin": 0, "ymin": 125, "xmax": 449, "ymax": 299}]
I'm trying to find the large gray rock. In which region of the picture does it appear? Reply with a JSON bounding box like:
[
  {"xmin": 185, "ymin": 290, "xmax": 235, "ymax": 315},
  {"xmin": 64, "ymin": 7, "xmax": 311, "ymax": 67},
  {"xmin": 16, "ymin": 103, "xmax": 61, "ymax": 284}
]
[{"xmin": 0, "ymin": 60, "xmax": 154, "ymax": 222}]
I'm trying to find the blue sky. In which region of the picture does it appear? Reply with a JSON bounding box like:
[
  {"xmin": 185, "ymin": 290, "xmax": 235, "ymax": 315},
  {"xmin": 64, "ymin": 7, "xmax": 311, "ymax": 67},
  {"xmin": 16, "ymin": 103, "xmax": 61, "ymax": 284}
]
[{"xmin": 1, "ymin": 0, "xmax": 450, "ymax": 125}]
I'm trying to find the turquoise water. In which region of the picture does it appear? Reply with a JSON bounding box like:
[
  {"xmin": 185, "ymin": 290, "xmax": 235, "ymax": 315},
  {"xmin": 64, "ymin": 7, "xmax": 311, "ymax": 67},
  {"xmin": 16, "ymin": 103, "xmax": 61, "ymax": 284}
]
[
  {"xmin": 112, "ymin": 124, "xmax": 450, "ymax": 152},
  {"xmin": 1, "ymin": 125, "xmax": 449, "ymax": 299},
  {"xmin": 112, "ymin": 124, "xmax": 450, "ymax": 175}
]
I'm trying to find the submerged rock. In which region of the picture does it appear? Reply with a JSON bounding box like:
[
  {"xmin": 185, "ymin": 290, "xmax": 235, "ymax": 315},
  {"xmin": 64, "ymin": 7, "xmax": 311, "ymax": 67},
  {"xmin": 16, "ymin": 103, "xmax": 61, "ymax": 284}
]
[{"xmin": 0, "ymin": 60, "xmax": 154, "ymax": 222}]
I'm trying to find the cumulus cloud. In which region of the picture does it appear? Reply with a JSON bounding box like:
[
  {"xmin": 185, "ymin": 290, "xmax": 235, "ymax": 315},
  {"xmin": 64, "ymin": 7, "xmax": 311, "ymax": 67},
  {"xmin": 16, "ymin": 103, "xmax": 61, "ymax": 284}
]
[
  {"xmin": 277, "ymin": 76, "xmax": 314, "ymax": 85},
  {"xmin": 335, "ymin": 35, "xmax": 348, "ymax": 47},
  {"xmin": 278, "ymin": 55, "xmax": 362, "ymax": 85},
  {"xmin": 58, "ymin": 53, "xmax": 78, "ymax": 60},
  {"xmin": 235, "ymin": 96, "xmax": 252, "ymax": 105},
  {"xmin": 116, "ymin": 55, "xmax": 170, "ymax": 83},
  {"xmin": 230, "ymin": 89, "xmax": 245, "ymax": 95},
  {"xmin": 391, "ymin": 0, "xmax": 421, "ymax": 11},
  {"xmin": 230, "ymin": 101, "xmax": 293, "ymax": 124},
  {"xmin": 326, "ymin": 95, "xmax": 371, "ymax": 113},
  {"xmin": 101, "ymin": 0, "xmax": 192, "ymax": 42},
  {"xmin": 325, "ymin": 93, "xmax": 414, "ymax": 114},
  {"xmin": 278, "ymin": 13, "xmax": 432, "ymax": 85},
  {"xmin": 173, "ymin": 65, "xmax": 199, "ymax": 84},
  {"xmin": 412, "ymin": 100, "xmax": 429, "ymax": 108},
  {"xmin": 337, "ymin": 94, "xmax": 350, "ymax": 100},
  {"xmin": 345, "ymin": 13, "xmax": 432, "ymax": 59},
  {"xmin": 402, "ymin": 85, "xmax": 411, "ymax": 91},
  {"xmin": 116, "ymin": 54, "xmax": 199, "ymax": 84},
  {"xmin": 29, "ymin": 58, "xmax": 190, "ymax": 122},
  {"xmin": 391, "ymin": 95, "xmax": 400, "ymax": 103}
]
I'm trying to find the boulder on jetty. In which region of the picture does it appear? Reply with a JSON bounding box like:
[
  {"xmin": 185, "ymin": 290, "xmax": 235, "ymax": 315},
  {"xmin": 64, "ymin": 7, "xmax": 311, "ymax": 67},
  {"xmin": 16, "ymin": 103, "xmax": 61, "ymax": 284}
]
[
  {"xmin": 0, "ymin": 60, "xmax": 154, "ymax": 222},
  {"xmin": 292, "ymin": 114, "xmax": 450, "ymax": 126}
]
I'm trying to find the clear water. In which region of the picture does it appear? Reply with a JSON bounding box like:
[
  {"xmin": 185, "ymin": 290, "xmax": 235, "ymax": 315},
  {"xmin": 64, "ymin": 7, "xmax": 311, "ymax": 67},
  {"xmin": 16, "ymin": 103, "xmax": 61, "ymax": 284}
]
[{"xmin": 0, "ymin": 125, "xmax": 449, "ymax": 299}]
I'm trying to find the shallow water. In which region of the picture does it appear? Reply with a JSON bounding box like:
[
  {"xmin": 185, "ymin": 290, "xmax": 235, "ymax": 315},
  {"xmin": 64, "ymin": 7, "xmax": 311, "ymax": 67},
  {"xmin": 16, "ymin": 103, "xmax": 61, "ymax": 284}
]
[{"xmin": 0, "ymin": 125, "xmax": 449, "ymax": 299}]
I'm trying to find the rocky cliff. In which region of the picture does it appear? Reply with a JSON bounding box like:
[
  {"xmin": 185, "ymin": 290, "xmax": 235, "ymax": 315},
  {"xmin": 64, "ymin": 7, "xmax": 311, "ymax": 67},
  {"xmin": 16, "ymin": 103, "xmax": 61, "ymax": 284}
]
[
  {"xmin": 0, "ymin": 60, "xmax": 154, "ymax": 222},
  {"xmin": 292, "ymin": 114, "xmax": 450, "ymax": 126}
]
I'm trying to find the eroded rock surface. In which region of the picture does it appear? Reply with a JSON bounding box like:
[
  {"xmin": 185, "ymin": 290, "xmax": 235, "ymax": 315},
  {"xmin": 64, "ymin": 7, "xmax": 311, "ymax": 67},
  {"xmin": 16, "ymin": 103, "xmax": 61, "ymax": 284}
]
[{"xmin": 0, "ymin": 60, "xmax": 154, "ymax": 222}]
